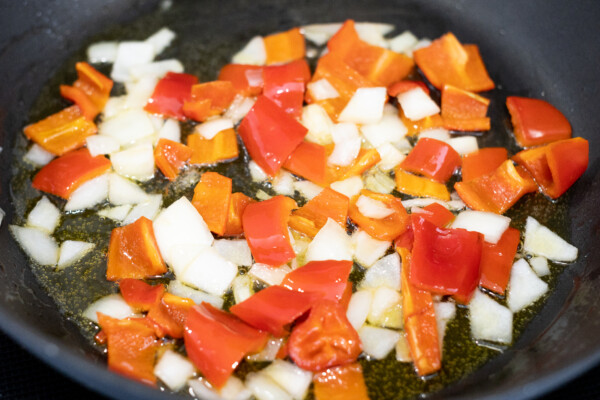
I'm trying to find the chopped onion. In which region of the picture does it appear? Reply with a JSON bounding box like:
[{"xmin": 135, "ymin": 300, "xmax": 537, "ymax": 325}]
[
  {"xmin": 376, "ymin": 143, "xmax": 406, "ymax": 172},
  {"xmin": 154, "ymin": 349, "xmax": 195, "ymax": 391},
  {"xmin": 364, "ymin": 168, "xmax": 396, "ymax": 194},
  {"xmin": 9, "ymin": 225, "xmax": 58, "ymax": 266},
  {"xmin": 469, "ymin": 289, "xmax": 513, "ymax": 344},
  {"xmin": 328, "ymin": 123, "xmax": 361, "ymax": 166},
  {"xmin": 272, "ymin": 170, "xmax": 295, "ymax": 196},
  {"xmin": 301, "ymin": 104, "xmax": 334, "ymax": 145},
  {"xmin": 506, "ymin": 259, "xmax": 548, "ymax": 313},
  {"xmin": 529, "ymin": 256, "xmax": 550, "ymax": 277},
  {"xmin": 245, "ymin": 68, "xmax": 264, "ymax": 89},
  {"xmin": 388, "ymin": 31, "xmax": 419, "ymax": 54},
  {"xmin": 181, "ymin": 247, "xmax": 238, "ymax": 296},
  {"xmin": 108, "ymin": 173, "xmax": 150, "ymax": 205},
  {"xmin": 361, "ymin": 104, "xmax": 408, "ymax": 147},
  {"xmin": 447, "ymin": 136, "xmax": 479, "ymax": 155},
  {"xmin": 111, "ymin": 41, "xmax": 155, "ymax": 82},
  {"xmin": 434, "ymin": 301, "xmax": 456, "ymax": 354},
  {"xmin": 305, "ymin": 218, "xmax": 353, "ymax": 263},
  {"xmin": 225, "ymin": 95, "xmax": 256, "ymax": 124},
  {"xmin": 157, "ymin": 118, "xmax": 181, "ymax": 142},
  {"xmin": 97, "ymin": 205, "xmax": 132, "ymax": 222},
  {"xmin": 301, "ymin": 23, "xmax": 343, "ymax": 46},
  {"xmin": 232, "ymin": 36, "xmax": 267, "ymax": 65},
  {"xmin": 247, "ymin": 337, "xmax": 284, "ymax": 362},
  {"xmin": 65, "ymin": 173, "xmax": 109, "ymax": 212},
  {"xmin": 195, "ymin": 117, "xmax": 234, "ymax": 140},
  {"xmin": 451, "ymin": 210, "xmax": 511, "ymax": 244},
  {"xmin": 168, "ymin": 279, "xmax": 224, "ymax": 309},
  {"xmin": 57, "ymin": 240, "xmax": 94, "ymax": 269},
  {"xmin": 367, "ymin": 286, "xmax": 402, "ymax": 328},
  {"xmin": 397, "ymin": 87, "xmax": 440, "ymax": 121},
  {"xmin": 346, "ymin": 290, "xmax": 373, "ymax": 331},
  {"xmin": 338, "ymin": 87, "xmax": 387, "ymax": 124},
  {"xmin": 523, "ymin": 216, "xmax": 578, "ymax": 262},
  {"xmin": 354, "ymin": 22, "xmax": 393, "ymax": 48},
  {"xmin": 418, "ymin": 128, "xmax": 450, "ymax": 141},
  {"xmin": 358, "ymin": 325, "xmax": 401, "ymax": 360},
  {"xmin": 83, "ymin": 294, "xmax": 136, "ymax": 323},
  {"xmin": 360, "ymin": 253, "xmax": 401, "ymax": 291},
  {"xmin": 189, "ymin": 376, "xmax": 251, "ymax": 400},
  {"xmin": 99, "ymin": 109, "xmax": 156, "ymax": 146},
  {"xmin": 111, "ymin": 142, "xmax": 155, "ymax": 181},
  {"xmin": 214, "ymin": 239, "xmax": 253, "ymax": 267},
  {"xmin": 413, "ymin": 38, "xmax": 432, "ymax": 51},
  {"xmin": 232, "ymin": 274, "xmax": 254, "ymax": 304},
  {"xmin": 0, "ymin": 207, "xmax": 4, "ymax": 228},
  {"xmin": 122, "ymin": 194, "xmax": 162, "ymax": 224},
  {"xmin": 293, "ymin": 180, "xmax": 323, "ymax": 200},
  {"xmin": 23, "ymin": 144, "xmax": 55, "ymax": 166},
  {"xmin": 395, "ymin": 332, "xmax": 412, "ymax": 362},
  {"xmin": 145, "ymin": 27, "xmax": 176, "ymax": 55},
  {"xmin": 129, "ymin": 59, "xmax": 184, "ymax": 81},
  {"xmin": 352, "ymin": 229, "xmax": 391, "ymax": 267},
  {"xmin": 330, "ymin": 176, "xmax": 363, "ymax": 199},
  {"xmin": 263, "ymin": 360, "xmax": 312, "ymax": 400},
  {"xmin": 356, "ymin": 195, "xmax": 394, "ymax": 219},
  {"xmin": 249, "ymin": 263, "xmax": 291, "ymax": 286},
  {"xmin": 246, "ymin": 372, "xmax": 292, "ymax": 400},
  {"xmin": 87, "ymin": 41, "xmax": 118, "ymax": 63},
  {"xmin": 102, "ymin": 96, "xmax": 128, "ymax": 119},
  {"xmin": 306, "ymin": 78, "xmax": 339, "ymax": 101},
  {"xmin": 124, "ymin": 75, "xmax": 159, "ymax": 109},
  {"xmin": 27, "ymin": 196, "xmax": 61, "ymax": 233},
  {"xmin": 86, "ymin": 135, "xmax": 120, "ymax": 157},
  {"xmin": 248, "ymin": 160, "xmax": 268, "ymax": 182}
]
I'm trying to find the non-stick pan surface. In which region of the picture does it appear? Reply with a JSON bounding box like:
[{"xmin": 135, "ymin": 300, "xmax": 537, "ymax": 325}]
[{"xmin": 0, "ymin": 0, "xmax": 599, "ymax": 399}]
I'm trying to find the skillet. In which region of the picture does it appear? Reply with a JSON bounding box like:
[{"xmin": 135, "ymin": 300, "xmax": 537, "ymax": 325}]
[{"xmin": 0, "ymin": 0, "xmax": 599, "ymax": 398}]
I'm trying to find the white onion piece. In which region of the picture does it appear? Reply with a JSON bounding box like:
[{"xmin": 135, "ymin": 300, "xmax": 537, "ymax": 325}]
[
  {"xmin": 168, "ymin": 243, "xmax": 204, "ymax": 276},
  {"xmin": 129, "ymin": 59, "xmax": 184, "ymax": 81},
  {"xmin": 247, "ymin": 337, "xmax": 284, "ymax": 362},
  {"xmin": 376, "ymin": 143, "xmax": 406, "ymax": 172},
  {"xmin": 418, "ymin": 128, "xmax": 451, "ymax": 141},
  {"xmin": 111, "ymin": 41, "xmax": 155, "ymax": 82},
  {"xmin": 148, "ymin": 115, "xmax": 165, "ymax": 137},
  {"xmin": 305, "ymin": 218, "xmax": 353, "ymax": 263},
  {"xmin": 307, "ymin": 78, "xmax": 339, "ymax": 101},
  {"xmin": 301, "ymin": 104, "xmax": 334, "ymax": 145},
  {"xmin": 57, "ymin": 240, "xmax": 94, "ymax": 269},
  {"xmin": 507, "ymin": 259, "xmax": 548, "ymax": 313},
  {"xmin": 413, "ymin": 38, "xmax": 432, "ymax": 50},
  {"xmin": 359, "ymin": 325, "xmax": 401, "ymax": 360},
  {"xmin": 293, "ymin": 180, "xmax": 323, "ymax": 200},
  {"xmin": 339, "ymin": 87, "xmax": 387, "ymax": 124},
  {"xmin": 328, "ymin": 123, "xmax": 361, "ymax": 166},
  {"xmin": 27, "ymin": 196, "xmax": 61, "ymax": 233},
  {"xmin": 330, "ymin": 176, "xmax": 363, "ymax": 199},
  {"xmin": 153, "ymin": 197, "xmax": 214, "ymax": 268},
  {"xmin": 256, "ymin": 190, "xmax": 272, "ymax": 201},
  {"xmin": 123, "ymin": 194, "xmax": 162, "ymax": 224},
  {"xmin": 83, "ymin": 294, "xmax": 136, "ymax": 323},
  {"xmin": 97, "ymin": 205, "xmax": 132, "ymax": 221},
  {"xmin": 434, "ymin": 301, "xmax": 456, "ymax": 354},
  {"xmin": 361, "ymin": 105, "xmax": 408, "ymax": 147},
  {"xmin": 0, "ymin": 207, "xmax": 4, "ymax": 228},
  {"xmin": 225, "ymin": 95, "xmax": 256, "ymax": 125},
  {"xmin": 124, "ymin": 75, "xmax": 159, "ymax": 109},
  {"xmin": 356, "ymin": 195, "xmax": 394, "ymax": 219},
  {"xmin": 529, "ymin": 256, "xmax": 550, "ymax": 277},
  {"xmin": 469, "ymin": 290, "xmax": 513, "ymax": 344},
  {"xmin": 272, "ymin": 170, "xmax": 295, "ymax": 196},
  {"xmin": 393, "ymin": 137, "xmax": 413, "ymax": 154},
  {"xmin": 145, "ymin": 27, "xmax": 176, "ymax": 55},
  {"xmin": 232, "ymin": 274, "xmax": 254, "ymax": 304},
  {"xmin": 214, "ymin": 239, "xmax": 253, "ymax": 267},
  {"xmin": 188, "ymin": 376, "xmax": 251, "ymax": 400},
  {"xmin": 108, "ymin": 173, "xmax": 150, "ymax": 205},
  {"xmin": 168, "ymin": 279, "xmax": 224, "ymax": 309},
  {"xmin": 301, "ymin": 23, "xmax": 343, "ymax": 46},
  {"xmin": 523, "ymin": 216, "xmax": 578, "ymax": 262},
  {"xmin": 388, "ymin": 31, "xmax": 419, "ymax": 54},
  {"xmin": 87, "ymin": 41, "xmax": 118, "ymax": 63},
  {"xmin": 111, "ymin": 143, "xmax": 155, "ymax": 181},
  {"xmin": 248, "ymin": 160, "xmax": 268, "ymax": 182},
  {"xmin": 263, "ymin": 360, "xmax": 312, "ymax": 400},
  {"xmin": 367, "ymin": 286, "xmax": 402, "ymax": 328},
  {"xmin": 447, "ymin": 136, "xmax": 479, "ymax": 155},
  {"xmin": 364, "ymin": 168, "xmax": 396, "ymax": 194},
  {"xmin": 397, "ymin": 87, "xmax": 440, "ymax": 121},
  {"xmin": 246, "ymin": 372, "xmax": 292, "ymax": 400},
  {"xmin": 346, "ymin": 290, "xmax": 373, "ymax": 331},
  {"xmin": 195, "ymin": 117, "xmax": 234, "ymax": 140},
  {"xmin": 232, "ymin": 36, "xmax": 267, "ymax": 65},
  {"xmin": 354, "ymin": 23, "xmax": 393, "ymax": 48},
  {"xmin": 86, "ymin": 135, "xmax": 120, "ymax": 157},
  {"xmin": 249, "ymin": 263, "xmax": 291, "ymax": 286},
  {"xmin": 102, "ymin": 96, "xmax": 128, "ymax": 119},
  {"xmin": 360, "ymin": 253, "xmax": 401, "ymax": 291},
  {"xmin": 352, "ymin": 230, "xmax": 391, "ymax": 267},
  {"xmin": 245, "ymin": 68, "xmax": 264, "ymax": 89},
  {"xmin": 99, "ymin": 109, "xmax": 155, "ymax": 146},
  {"xmin": 10, "ymin": 225, "xmax": 58, "ymax": 266},
  {"xmin": 451, "ymin": 210, "xmax": 511, "ymax": 244},
  {"xmin": 158, "ymin": 119, "xmax": 181, "ymax": 142},
  {"xmin": 395, "ymin": 332, "xmax": 412, "ymax": 362},
  {"xmin": 181, "ymin": 247, "xmax": 238, "ymax": 296},
  {"xmin": 23, "ymin": 144, "xmax": 54, "ymax": 166},
  {"xmin": 154, "ymin": 350, "xmax": 195, "ymax": 391},
  {"xmin": 65, "ymin": 173, "xmax": 109, "ymax": 212}
]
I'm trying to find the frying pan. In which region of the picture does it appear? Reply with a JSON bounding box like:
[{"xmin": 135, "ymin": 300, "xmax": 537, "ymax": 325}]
[{"xmin": 0, "ymin": 0, "xmax": 599, "ymax": 398}]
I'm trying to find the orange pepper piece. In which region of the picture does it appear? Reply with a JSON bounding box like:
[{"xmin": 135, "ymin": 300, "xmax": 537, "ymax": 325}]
[
  {"xmin": 441, "ymin": 84, "xmax": 491, "ymax": 131},
  {"xmin": 264, "ymin": 27, "xmax": 305, "ymax": 65},
  {"xmin": 224, "ymin": 192, "xmax": 255, "ymax": 236},
  {"xmin": 147, "ymin": 292, "xmax": 195, "ymax": 339},
  {"xmin": 153, "ymin": 138, "xmax": 193, "ymax": 180},
  {"xmin": 289, "ymin": 187, "xmax": 349, "ymax": 237},
  {"xmin": 106, "ymin": 216, "xmax": 168, "ymax": 281},
  {"xmin": 283, "ymin": 141, "xmax": 328, "ymax": 185},
  {"xmin": 461, "ymin": 147, "xmax": 507, "ymax": 182},
  {"xmin": 325, "ymin": 148, "xmax": 381, "ymax": 184},
  {"xmin": 191, "ymin": 172, "xmax": 233, "ymax": 236},
  {"xmin": 348, "ymin": 189, "xmax": 410, "ymax": 241},
  {"xmin": 73, "ymin": 62, "xmax": 113, "ymax": 111},
  {"xmin": 394, "ymin": 168, "xmax": 451, "ymax": 201},
  {"xmin": 313, "ymin": 363, "xmax": 370, "ymax": 400},
  {"xmin": 479, "ymin": 227, "xmax": 520, "ymax": 295},
  {"xmin": 218, "ymin": 64, "xmax": 264, "ymax": 96},
  {"xmin": 187, "ymin": 129, "xmax": 239, "ymax": 165},
  {"xmin": 183, "ymin": 81, "xmax": 236, "ymax": 122},
  {"xmin": 398, "ymin": 108, "xmax": 445, "ymax": 137}
]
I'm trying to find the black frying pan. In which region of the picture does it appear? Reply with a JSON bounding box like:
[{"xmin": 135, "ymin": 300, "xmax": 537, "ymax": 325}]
[{"xmin": 1, "ymin": 0, "xmax": 599, "ymax": 399}]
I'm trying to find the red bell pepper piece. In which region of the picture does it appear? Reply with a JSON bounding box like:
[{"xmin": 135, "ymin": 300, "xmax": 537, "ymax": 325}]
[
  {"xmin": 31, "ymin": 148, "xmax": 110, "ymax": 199},
  {"xmin": 264, "ymin": 27, "xmax": 305, "ymax": 65},
  {"xmin": 313, "ymin": 363, "xmax": 370, "ymax": 400},
  {"xmin": 461, "ymin": 147, "xmax": 508, "ymax": 182},
  {"xmin": 191, "ymin": 172, "xmax": 232, "ymax": 236},
  {"xmin": 441, "ymin": 84, "xmax": 491, "ymax": 131},
  {"xmin": 455, "ymin": 160, "xmax": 538, "ymax": 214},
  {"xmin": 288, "ymin": 299, "xmax": 362, "ymax": 372},
  {"xmin": 146, "ymin": 292, "xmax": 195, "ymax": 339},
  {"xmin": 106, "ymin": 216, "xmax": 168, "ymax": 281},
  {"xmin": 394, "ymin": 168, "xmax": 451, "ymax": 201},
  {"xmin": 388, "ymin": 80, "xmax": 430, "ymax": 97},
  {"xmin": 223, "ymin": 192, "xmax": 255, "ymax": 236},
  {"xmin": 144, "ymin": 72, "xmax": 198, "ymax": 120},
  {"xmin": 410, "ymin": 215, "xmax": 482, "ymax": 299},
  {"xmin": 413, "ymin": 33, "xmax": 494, "ymax": 92},
  {"xmin": 242, "ymin": 195, "xmax": 297, "ymax": 266},
  {"xmin": 23, "ymin": 105, "xmax": 97, "ymax": 156},
  {"xmin": 263, "ymin": 59, "xmax": 310, "ymax": 118},
  {"xmin": 153, "ymin": 138, "xmax": 193, "ymax": 181},
  {"xmin": 119, "ymin": 279, "xmax": 165, "ymax": 312},
  {"xmin": 97, "ymin": 313, "xmax": 159, "ymax": 386},
  {"xmin": 479, "ymin": 227, "xmax": 520, "ymax": 295},
  {"xmin": 413, "ymin": 202, "xmax": 455, "ymax": 228},
  {"xmin": 230, "ymin": 285, "xmax": 315, "ymax": 337},
  {"xmin": 506, "ymin": 96, "xmax": 572, "ymax": 147},
  {"xmin": 238, "ymin": 95, "xmax": 307, "ymax": 176},
  {"xmin": 218, "ymin": 64, "xmax": 264, "ymax": 96},
  {"xmin": 187, "ymin": 129, "xmax": 239, "ymax": 166},
  {"xmin": 281, "ymin": 260, "xmax": 353, "ymax": 303},
  {"xmin": 283, "ymin": 141, "xmax": 328, "ymax": 185},
  {"xmin": 184, "ymin": 303, "xmax": 269, "ymax": 388},
  {"xmin": 183, "ymin": 80, "xmax": 236, "ymax": 122},
  {"xmin": 288, "ymin": 187, "xmax": 349, "ymax": 238},
  {"xmin": 348, "ymin": 189, "xmax": 410, "ymax": 241},
  {"xmin": 512, "ymin": 137, "xmax": 588, "ymax": 199},
  {"xmin": 400, "ymin": 138, "xmax": 462, "ymax": 182}
]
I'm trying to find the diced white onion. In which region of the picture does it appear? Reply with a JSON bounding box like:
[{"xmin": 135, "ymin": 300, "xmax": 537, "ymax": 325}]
[
  {"xmin": 364, "ymin": 168, "xmax": 397, "ymax": 194},
  {"xmin": 214, "ymin": 239, "xmax": 253, "ymax": 267},
  {"xmin": 86, "ymin": 135, "xmax": 120, "ymax": 157},
  {"xmin": 293, "ymin": 180, "xmax": 323, "ymax": 200},
  {"xmin": 272, "ymin": 170, "xmax": 296, "ymax": 196},
  {"xmin": 189, "ymin": 376, "xmax": 251, "ymax": 400},
  {"xmin": 413, "ymin": 38, "xmax": 432, "ymax": 51},
  {"xmin": 330, "ymin": 176, "xmax": 363, "ymax": 199},
  {"xmin": 301, "ymin": 104, "xmax": 334, "ymax": 145},
  {"xmin": 97, "ymin": 205, "xmax": 132, "ymax": 221},
  {"xmin": 247, "ymin": 337, "xmax": 284, "ymax": 362},
  {"xmin": 65, "ymin": 173, "xmax": 109, "ymax": 212},
  {"xmin": 145, "ymin": 27, "xmax": 176, "ymax": 55},
  {"xmin": 157, "ymin": 119, "xmax": 181, "ymax": 142},
  {"xmin": 122, "ymin": 194, "xmax": 162, "ymax": 224},
  {"xmin": 87, "ymin": 41, "xmax": 118, "ymax": 63},
  {"xmin": 352, "ymin": 230, "xmax": 391, "ymax": 267},
  {"xmin": 447, "ymin": 136, "xmax": 479, "ymax": 155},
  {"xmin": 181, "ymin": 247, "xmax": 237, "ymax": 296},
  {"xmin": 23, "ymin": 144, "xmax": 55, "ymax": 166},
  {"xmin": 418, "ymin": 128, "xmax": 450, "ymax": 141},
  {"xmin": 154, "ymin": 350, "xmax": 195, "ymax": 391},
  {"xmin": 111, "ymin": 143, "xmax": 155, "ymax": 181},
  {"xmin": 225, "ymin": 95, "xmax": 256, "ymax": 125},
  {"xmin": 27, "ymin": 196, "xmax": 61, "ymax": 233},
  {"xmin": 83, "ymin": 294, "xmax": 136, "ymax": 323},
  {"xmin": 195, "ymin": 117, "xmax": 234, "ymax": 140},
  {"xmin": 124, "ymin": 75, "xmax": 159, "ymax": 109},
  {"xmin": 108, "ymin": 173, "xmax": 150, "ymax": 205},
  {"xmin": 99, "ymin": 109, "xmax": 156, "ymax": 146},
  {"xmin": 305, "ymin": 218, "xmax": 353, "ymax": 263},
  {"xmin": 328, "ymin": 123, "xmax": 361, "ymax": 166},
  {"xmin": 529, "ymin": 256, "xmax": 550, "ymax": 277},
  {"xmin": 367, "ymin": 286, "xmax": 402, "ymax": 329},
  {"xmin": 129, "ymin": 59, "xmax": 184, "ymax": 81},
  {"xmin": 168, "ymin": 279, "xmax": 224, "ymax": 309},
  {"xmin": 232, "ymin": 274, "xmax": 254, "ymax": 305},
  {"xmin": 102, "ymin": 96, "xmax": 128, "ymax": 119},
  {"xmin": 301, "ymin": 23, "xmax": 343, "ymax": 46},
  {"xmin": 57, "ymin": 240, "xmax": 94, "ymax": 269},
  {"xmin": 307, "ymin": 78, "xmax": 339, "ymax": 101},
  {"xmin": 376, "ymin": 143, "xmax": 406, "ymax": 172},
  {"xmin": 469, "ymin": 289, "xmax": 513, "ymax": 344},
  {"xmin": 361, "ymin": 104, "xmax": 408, "ymax": 147},
  {"xmin": 397, "ymin": 87, "xmax": 440, "ymax": 121},
  {"xmin": 232, "ymin": 36, "xmax": 267, "ymax": 65},
  {"xmin": 245, "ymin": 68, "xmax": 264, "ymax": 88},
  {"xmin": 248, "ymin": 160, "xmax": 269, "ymax": 182},
  {"xmin": 346, "ymin": 290, "xmax": 373, "ymax": 331},
  {"xmin": 354, "ymin": 23, "xmax": 394, "ymax": 48},
  {"xmin": 451, "ymin": 210, "xmax": 511, "ymax": 244},
  {"xmin": 111, "ymin": 41, "xmax": 155, "ymax": 82},
  {"xmin": 263, "ymin": 360, "xmax": 312, "ymax": 400},
  {"xmin": 388, "ymin": 31, "xmax": 419, "ymax": 54},
  {"xmin": 246, "ymin": 372, "xmax": 292, "ymax": 400},
  {"xmin": 507, "ymin": 259, "xmax": 548, "ymax": 313},
  {"xmin": 360, "ymin": 253, "xmax": 401, "ymax": 291},
  {"xmin": 359, "ymin": 325, "xmax": 401, "ymax": 360},
  {"xmin": 10, "ymin": 225, "xmax": 58, "ymax": 266},
  {"xmin": 249, "ymin": 263, "xmax": 291, "ymax": 286},
  {"xmin": 395, "ymin": 332, "xmax": 412, "ymax": 362},
  {"xmin": 434, "ymin": 301, "xmax": 456, "ymax": 354},
  {"xmin": 356, "ymin": 195, "xmax": 394, "ymax": 219},
  {"xmin": 339, "ymin": 87, "xmax": 387, "ymax": 124},
  {"xmin": 523, "ymin": 216, "xmax": 578, "ymax": 262}
]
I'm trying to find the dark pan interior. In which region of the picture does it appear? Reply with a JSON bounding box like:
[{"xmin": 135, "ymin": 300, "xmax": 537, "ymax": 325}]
[{"xmin": 0, "ymin": 0, "xmax": 599, "ymax": 399}]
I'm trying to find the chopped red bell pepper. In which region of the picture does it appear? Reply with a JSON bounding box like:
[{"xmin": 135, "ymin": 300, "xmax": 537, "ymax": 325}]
[
  {"xmin": 288, "ymin": 299, "xmax": 362, "ymax": 372},
  {"xmin": 184, "ymin": 303, "xmax": 269, "ymax": 388},
  {"xmin": 97, "ymin": 313, "xmax": 159, "ymax": 386},
  {"xmin": 264, "ymin": 27, "xmax": 305, "ymax": 65},
  {"xmin": 313, "ymin": 363, "xmax": 370, "ymax": 400},
  {"xmin": 183, "ymin": 80, "xmax": 236, "ymax": 122},
  {"xmin": 441, "ymin": 84, "xmax": 490, "ymax": 131},
  {"xmin": 153, "ymin": 138, "xmax": 193, "ymax": 181},
  {"xmin": 60, "ymin": 85, "xmax": 101, "ymax": 121},
  {"xmin": 512, "ymin": 137, "xmax": 588, "ymax": 199},
  {"xmin": 410, "ymin": 215, "xmax": 482, "ymax": 299},
  {"xmin": 191, "ymin": 172, "xmax": 232, "ymax": 236},
  {"xmin": 394, "ymin": 168, "xmax": 451, "ymax": 200},
  {"xmin": 413, "ymin": 202, "xmax": 455, "ymax": 228},
  {"xmin": 144, "ymin": 72, "xmax": 198, "ymax": 120},
  {"xmin": 461, "ymin": 147, "xmax": 508, "ymax": 182},
  {"xmin": 187, "ymin": 129, "xmax": 239, "ymax": 166},
  {"xmin": 283, "ymin": 141, "xmax": 328, "ymax": 185},
  {"xmin": 224, "ymin": 192, "xmax": 255, "ymax": 236},
  {"xmin": 146, "ymin": 292, "xmax": 195, "ymax": 338},
  {"xmin": 288, "ymin": 187, "xmax": 349, "ymax": 238},
  {"xmin": 479, "ymin": 227, "xmax": 520, "ymax": 295},
  {"xmin": 238, "ymin": 95, "xmax": 307, "ymax": 176},
  {"xmin": 454, "ymin": 159, "xmax": 538, "ymax": 214},
  {"xmin": 242, "ymin": 195, "xmax": 297, "ymax": 266},
  {"xmin": 506, "ymin": 96, "xmax": 572, "ymax": 147},
  {"xmin": 388, "ymin": 80, "xmax": 430, "ymax": 97},
  {"xmin": 23, "ymin": 105, "xmax": 97, "ymax": 156},
  {"xmin": 31, "ymin": 148, "xmax": 110, "ymax": 199},
  {"xmin": 218, "ymin": 64, "xmax": 264, "ymax": 96},
  {"xmin": 263, "ymin": 59, "xmax": 310, "ymax": 118},
  {"xmin": 106, "ymin": 216, "xmax": 167, "ymax": 281},
  {"xmin": 230, "ymin": 285, "xmax": 315, "ymax": 337},
  {"xmin": 119, "ymin": 279, "xmax": 165, "ymax": 312},
  {"xmin": 348, "ymin": 189, "xmax": 410, "ymax": 241},
  {"xmin": 281, "ymin": 259, "xmax": 353, "ymax": 303},
  {"xmin": 400, "ymin": 138, "xmax": 462, "ymax": 182}
]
